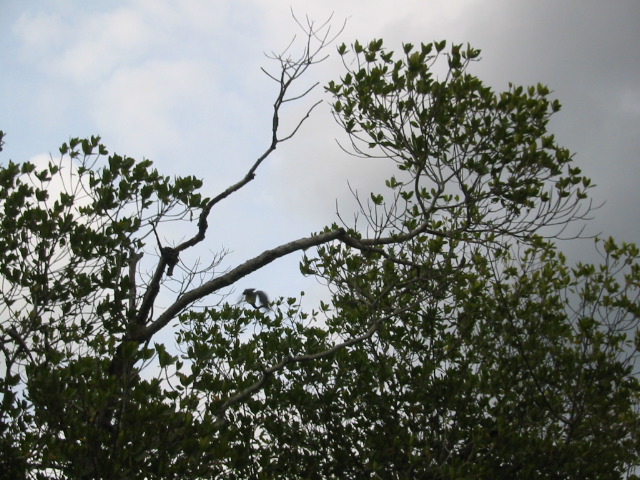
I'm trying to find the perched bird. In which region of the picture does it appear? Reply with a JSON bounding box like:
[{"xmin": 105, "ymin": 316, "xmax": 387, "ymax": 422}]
[
  {"xmin": 160, "ymin": 247, "xmax": 179, "ymax": 276},
  {"xmin": 242, "ymin": 288, "xmax": 270, "ymax": 310}
]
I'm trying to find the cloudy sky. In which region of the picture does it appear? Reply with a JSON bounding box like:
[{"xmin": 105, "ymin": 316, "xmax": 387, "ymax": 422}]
[{"xmin": 1, "ymin": 0, "xmax": 639, "ymax": 307}]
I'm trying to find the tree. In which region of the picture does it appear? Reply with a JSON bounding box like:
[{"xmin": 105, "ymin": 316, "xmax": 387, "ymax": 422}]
[{"xmin": 1, "ymin": 23, "xmax": 638, "ymax": 479}]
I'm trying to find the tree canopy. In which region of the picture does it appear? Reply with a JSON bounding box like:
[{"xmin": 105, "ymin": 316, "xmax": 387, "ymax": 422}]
[{"xmin": 1, "ymin": 23, "xmax": 639, "ymax": 479}]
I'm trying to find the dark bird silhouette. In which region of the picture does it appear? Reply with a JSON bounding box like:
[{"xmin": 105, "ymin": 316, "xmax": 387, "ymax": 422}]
[
  {"xmin": 160, "ymin": 247, "xmax": 179, "ymax": 276},
  {"xmin": 242, "ymin": 288, "xmax": 270, "ymax": 309}
]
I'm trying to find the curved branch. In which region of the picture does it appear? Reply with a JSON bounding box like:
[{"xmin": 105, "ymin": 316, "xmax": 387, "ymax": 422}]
[
  {"xmin": 213, "ymin": 305, "xmax": 391, "ymax": 427},
  {"xmin": 132, "ymin": 228, "xmax": 347, "ymax": 341},
  {"xmin": 134, "ymin": 213, "xmax": 459, "ymax": 344}
]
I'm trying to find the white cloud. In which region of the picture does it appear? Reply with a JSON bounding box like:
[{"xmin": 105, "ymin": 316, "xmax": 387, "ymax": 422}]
[
  {"xmin": 56, "ymin": 7, "xmax": 153, "ymax": 84},
  {"xmin": 13, "ymin": 10, "xmax": 66, "ymax": 56},
  {"xmin": 10, "ymin": 1, "xmax": 271, "ymax": 165},
  {"xmin": 92, "ymin": 58, "xmax": 219, "ymax": 155},
  {"xmin": 15, "ymin": 6, "xmax": 151, "ymax": 84}
]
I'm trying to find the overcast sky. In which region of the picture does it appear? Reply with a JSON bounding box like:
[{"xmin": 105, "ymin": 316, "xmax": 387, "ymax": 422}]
[{"xmin": 1, "ymin": 0, "xmax": 639, "ymax": 308}]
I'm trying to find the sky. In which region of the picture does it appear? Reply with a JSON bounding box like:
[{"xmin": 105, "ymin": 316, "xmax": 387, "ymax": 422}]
[{"xmin": 1, "ymin": 0, "xmax": 639, "ymax": 310}]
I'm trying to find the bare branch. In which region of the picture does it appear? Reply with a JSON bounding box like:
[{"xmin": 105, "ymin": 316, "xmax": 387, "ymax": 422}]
[
  {"xmin": 173, "ymin": 16, "xmax": 340, "ymax": 255},
  {"xmin": 278, "ymin": 99, "xmax": 323, "ymax": 142},
  {"xmin": 127, "ymin": 250, "xmax": 143, "ymax": 314},
  {"xmin": 133, "ymin": 228, "xmax": 347, "ymax": 341},
  {"xmin": 134, "ymin": 216, "xmax": 452, "ymax": 344}
]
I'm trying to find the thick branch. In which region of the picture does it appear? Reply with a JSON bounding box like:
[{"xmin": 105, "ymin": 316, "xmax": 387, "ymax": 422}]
[
  {"xmin": 134, "ymin": 260, "xmax": 166, "ymax": 327},
  {"xmin": 133, "ymin": 216, "xmax": 452, "ymax": 343},
  {"xmin": 132, "ymin": 228, "xmax": 347, "ymax": 341}
]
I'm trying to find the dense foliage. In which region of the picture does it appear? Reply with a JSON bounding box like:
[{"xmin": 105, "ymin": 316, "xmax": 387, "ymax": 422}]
[{"xmin": 1, "ymin": 36, "xmax": 638, "ymax": 479}]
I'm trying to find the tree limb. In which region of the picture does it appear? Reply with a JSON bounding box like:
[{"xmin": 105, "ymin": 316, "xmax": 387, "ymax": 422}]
[{"xmin": 132, "ymin": 228, "xmax": 347, "ymax": 341}]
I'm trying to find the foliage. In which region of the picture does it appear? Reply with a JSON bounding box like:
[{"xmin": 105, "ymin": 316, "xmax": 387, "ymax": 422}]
[
  {"xmin": 0, "ymin": 34, "xmax": 639, "ymax": 479},
  {"xmin": 289, "ymin": 237, "xmax": 640, "ymax": 479}
]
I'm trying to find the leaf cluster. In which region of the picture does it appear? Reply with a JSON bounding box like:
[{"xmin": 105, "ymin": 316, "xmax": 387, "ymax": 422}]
[{"xmin": 327, "ymin": 40, "xmax": 591, "ymax": 246}]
